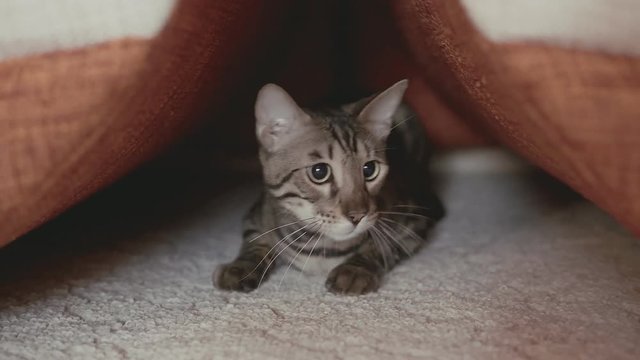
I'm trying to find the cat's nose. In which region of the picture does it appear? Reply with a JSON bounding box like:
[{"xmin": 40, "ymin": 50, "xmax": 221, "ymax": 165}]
[{"xmin": 347, "ymin": 213, "xmax": 365, "ymax": 226}]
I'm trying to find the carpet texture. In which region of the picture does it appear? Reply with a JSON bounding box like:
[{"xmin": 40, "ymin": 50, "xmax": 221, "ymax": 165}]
[{"xmin": 1, "ymin": 151, "xmax": 639, "ymax": 359}]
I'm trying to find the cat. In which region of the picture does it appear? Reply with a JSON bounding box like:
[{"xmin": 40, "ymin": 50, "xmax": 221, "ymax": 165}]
[{"xmin": 213, "ymin": 80, "xmax": 444, "ymax": 295}]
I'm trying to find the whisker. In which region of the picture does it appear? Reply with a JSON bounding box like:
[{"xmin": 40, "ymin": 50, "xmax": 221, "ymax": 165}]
[
  {"xmin": 258, "ymin": 225, "xmax": 316, "ymax": 288},
  {"xmin": 369, "ymin": 227, "xmax": 389, "ymax": 270},
  {"xmin": 391, "ymin": 204, "xmax": 432, "ymax": 211},
  {"xmin": 377, "ymin": 221, "xmax": 413, "ymax": 257},
  {"xmin": 374, "ymin": 225, "xmax": 398, "ymax": 268},
  {"xmin": 241, "ymin": 220, "xmax": 319, "ymax": 281},
  {"xmin": 378, "ymin": 211, "xmax": 432, "ymax": 221},
  {"xmin": 373, "ymin": 224, "xmax": 396, "ymax": 258},
  {"xmin": 249, "ymin": 217, "xmax": 315, "ymax": 243},
  {"xmin": 389, "ymin": 114, "xmax": 415, "ymax": 132},
  {"xmin": 380, "ymin": 217, "xmax": 424, "ymax": 244},
  {"xmin": 299, "ymin": 227, "xmax": 324, "ymax": 277},
  {"xmin": 374, "ymin": 225, "xmax": 396, "ymax": 268},
  {"xmin": 278, "ymin": 224, "xmax": 322, "ymax": 289}
]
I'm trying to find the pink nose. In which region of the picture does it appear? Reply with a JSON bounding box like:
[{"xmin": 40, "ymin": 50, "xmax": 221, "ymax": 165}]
[{"xmin": 347, "ymin": 213, "xmax": 365, "ymax": 226}]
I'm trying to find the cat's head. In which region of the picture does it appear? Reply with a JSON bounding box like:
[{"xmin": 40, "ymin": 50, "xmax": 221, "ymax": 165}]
[{"xmin": 255, "ymin": 80, "xmax": 408, "ymax": 241}]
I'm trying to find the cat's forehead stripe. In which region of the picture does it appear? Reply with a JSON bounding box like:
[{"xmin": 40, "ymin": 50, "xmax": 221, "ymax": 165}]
[
  {"xmin": 341, "ymin": 124, "xmax": 356, "ymax": 153},
  {"xmin": 351, "ymin": 130, "xmax": 358, "ymax": 152},
  {"xmin": 364, "ymin": 141, "xmax": 373, "ymax": 157},
  {"xmin": 308, "ymin": 150, "xmax": 322, "ymax": 160},
  {"xmin": 350, "ymin": 130, "xmax": 358, "ymax": 153},
  {"xmin": 329, "ymin": 124, "xmax": 348, "ymax": 153}
]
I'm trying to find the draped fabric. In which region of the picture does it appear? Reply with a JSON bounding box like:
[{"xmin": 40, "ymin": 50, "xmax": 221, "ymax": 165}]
[{"xmin": 1, "ymin": 0, "xmax": 638, "ymax": 246}]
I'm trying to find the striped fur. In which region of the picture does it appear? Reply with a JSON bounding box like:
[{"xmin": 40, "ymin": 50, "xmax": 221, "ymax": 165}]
[{"xmin": 214, "ymin": 80, "xmax": 444, "ymax": 295}]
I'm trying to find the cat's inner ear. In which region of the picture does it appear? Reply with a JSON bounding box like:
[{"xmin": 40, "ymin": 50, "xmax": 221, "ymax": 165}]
[
  {"xmin": 356, "ymin": 79, "xmax": 409, "ymax": 141},
  {"xmin": 255, "ymin": 83, "xmax": 308, "ymax": 152}
]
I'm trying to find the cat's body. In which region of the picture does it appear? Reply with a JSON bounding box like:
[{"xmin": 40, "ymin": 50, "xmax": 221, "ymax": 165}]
[{"xmin": 214, "ymin": 80, "xmax": 444, "ymax": 295}]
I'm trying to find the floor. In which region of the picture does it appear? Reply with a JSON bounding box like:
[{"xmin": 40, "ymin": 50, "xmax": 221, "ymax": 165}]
[{"xmin": 1, "ymin": 150, "xmax": 639, "ymax": 359}]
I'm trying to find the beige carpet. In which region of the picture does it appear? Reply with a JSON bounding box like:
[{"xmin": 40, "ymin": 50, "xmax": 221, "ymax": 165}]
[{"xmin": 1, "ymin": 150, "xmax": 639, "ymax": 359}]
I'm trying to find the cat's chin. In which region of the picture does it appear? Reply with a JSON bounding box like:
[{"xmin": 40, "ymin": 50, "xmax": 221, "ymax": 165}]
[
  {"xmin": 329, "ymin": 232, "xmax": 360, "ymax": 242},
  {"xmin": 326, "ymin": 223, "xmax": 371, "ymax": 242}
]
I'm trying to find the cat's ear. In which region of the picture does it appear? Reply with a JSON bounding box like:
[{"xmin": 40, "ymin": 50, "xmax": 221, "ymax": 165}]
[
  {"xmin": 255, "ymin": 83, "xmax": 308, "ymax": 152},
  {"xmin": 357, "ymin": 79, "xmax": 408, "ymax": 141}
]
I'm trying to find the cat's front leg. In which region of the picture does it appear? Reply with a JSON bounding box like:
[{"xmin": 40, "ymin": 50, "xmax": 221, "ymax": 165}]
[
  {"xmin": 214, "ymin": 241, "xmax": 275, "ymax": 292},
  {"xmin": 325, "ymin": 222, "xmax": 427, "ymax": 295},
  {"xmin": 325, "ymin": 240, "xmax": 389, "ymax": 295}
]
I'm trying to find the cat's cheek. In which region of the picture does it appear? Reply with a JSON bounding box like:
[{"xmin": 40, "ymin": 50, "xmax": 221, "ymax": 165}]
[{"xmin": 281, "ymin": 199, "xmax": 316, "ymax": 221}]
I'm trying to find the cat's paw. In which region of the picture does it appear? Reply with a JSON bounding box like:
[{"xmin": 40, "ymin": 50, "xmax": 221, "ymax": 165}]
[
  {"xmin": 325, "ymin": 264, "xmax": 381, "ymax": 295},
  {"xmin": 213, "ymin": 261, "xmax": 266, "ymax": 292}
]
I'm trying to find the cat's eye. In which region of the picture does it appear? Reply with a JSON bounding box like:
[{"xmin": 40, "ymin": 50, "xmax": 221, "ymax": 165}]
[
  {"xmin": 307, "ymin": 163, "xmax": 331, "ymax": 184},
  {"xmin": 363, "ymin": 161, "xmax": 379, "ymax": 181}
]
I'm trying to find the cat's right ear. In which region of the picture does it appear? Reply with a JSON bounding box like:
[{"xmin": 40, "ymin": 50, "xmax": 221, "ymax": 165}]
[
  {"xmin": 356, "ymin": 79, "xmax": 408, "ymax": 142},
  {"xmin": 255, "ymin": 83, "xmax": 307, "ymax": 152}
]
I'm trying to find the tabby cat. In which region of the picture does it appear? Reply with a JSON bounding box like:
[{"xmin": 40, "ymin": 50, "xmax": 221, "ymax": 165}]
[{"xmin": 213, "ymin": 80, "xmax": 444, "ymax": 295}]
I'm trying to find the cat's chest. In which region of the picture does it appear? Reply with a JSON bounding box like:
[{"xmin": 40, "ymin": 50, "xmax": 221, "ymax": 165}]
[
  {"xmin": 293, "ymin": 255, "xmax": 347, "ymax": 276},
  {"xmin": 281, "ymin": 236, "xmax": 360, "ymax": 276}
]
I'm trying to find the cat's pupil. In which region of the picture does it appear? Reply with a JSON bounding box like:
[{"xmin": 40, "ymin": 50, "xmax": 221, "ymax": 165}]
[
  {"xmin": 311, "ymin": 163, "xmax": 329, "ymax": 181},
  {"xmin": 363, "ymin": 161, "xmax": 377, "ymax": 180}
]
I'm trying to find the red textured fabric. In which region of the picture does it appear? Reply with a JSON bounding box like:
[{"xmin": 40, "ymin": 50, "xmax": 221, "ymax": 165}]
[
  {"xmin": 0, "ymin": 0, "xmax": 303, "ymax": 246},
  {"xmin": 351, "ymin": 0, "xmax": 490, "ymax": 148},
  {"xmin": 1, "ymin": 0, "xmax": 638, "ymax": 247},
  {"xmin": 389, "ymin": 0, "xmax": 640, "ymax": 236}
]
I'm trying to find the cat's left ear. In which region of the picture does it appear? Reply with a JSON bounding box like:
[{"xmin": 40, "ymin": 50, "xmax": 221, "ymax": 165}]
[{"xmin": 357, "ymin": 79, "xmax": 409, "ymax": 141}]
